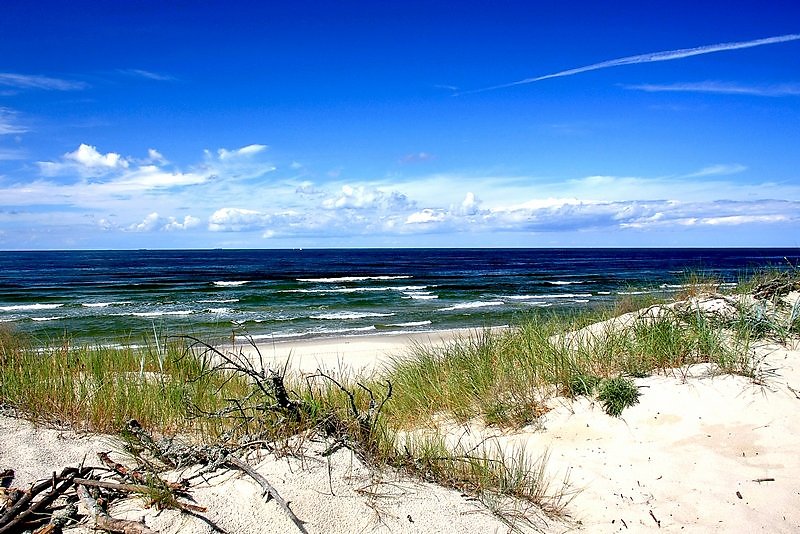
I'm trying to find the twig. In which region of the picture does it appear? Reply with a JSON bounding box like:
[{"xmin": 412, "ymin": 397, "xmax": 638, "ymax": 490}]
[
  {"xmin": 74, "ymin": 479, "xmax": 205, "ymax": 513},
  {"xmin": 225, "ymin": 456, "xmax": 308, "ymax": 534},
  {"xmin": 98, "ymin": 453, "xmax": 183, "ymax": 491},
  {"xmin": 76, "ymin": 483, "xmax": 158, "ymax": 534}
]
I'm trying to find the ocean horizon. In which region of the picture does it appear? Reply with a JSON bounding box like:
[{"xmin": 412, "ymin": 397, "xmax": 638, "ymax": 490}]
[{"xmin": 1, "ymin": 247, "xmax": 797, "ymax": 345}]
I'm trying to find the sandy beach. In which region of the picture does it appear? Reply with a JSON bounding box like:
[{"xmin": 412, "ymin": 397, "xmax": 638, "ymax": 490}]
[
  {"xmin": 2, "ymin": 295, "xmax": 799, "ymax": 533},
  {"xmin": 228, "ymin": 327, "xmax": 505, "ymax": 375}
]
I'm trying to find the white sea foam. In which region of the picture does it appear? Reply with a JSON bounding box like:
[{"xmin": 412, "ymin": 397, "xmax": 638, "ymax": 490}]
[
  {"xmin": 82, "ymin": 301, "xmax": 132, "ymax": 308},
  {"xmin": 438, "ymin": 301, "xmax": 504, "ymax": 311},
  {"xmin": 0, "ymin": 303, "xmax": 64, "ymax": 312},
  {"xmin": 212, "ymin": 281, "xmax": 250, "ymax": 287},
  {"xmin": 197, "ymin": 298, "xmax": 239, "ymax": 304},
  {"xmin": 617, "ymin": 290, "xmax": 651, "ymax": 295},
  {"xmin": 503, "ymin": 293, "xmax": 592, "ymax": 300},
  {"xmin": 546, "ymin": 280, "xmax": 584, "ymax": 285},
  {"xmin": 131, "ymin": 310, "xmax": 193, "ymax": 317},
  {"xmin": 596, "ymin": 291, "xmax": 612, "ymax": 295},
  {"xmin": 311, "ymin": 311, "xmax": 395, "ymax": 320},
  {"xmin": 296, "ymin": 275, "xmax": 412, "ymax": 283},
  {"xmin": 402, "ymin": 292, "xmax": 438, "ymax": 300},
  {"xmin": 31, "ymin": 316, "xmax": 65, "ymax": 321},
  {"xmin": 246, "ymin": 325, "xmax": 379, "ymax": 341},
  {"xmin": 384, "ymin": 320, "xmax": 432, "ymax": 327},
  {"xmin": 282, "ymin": 285, "xmax": 426, "ymax": 294}
]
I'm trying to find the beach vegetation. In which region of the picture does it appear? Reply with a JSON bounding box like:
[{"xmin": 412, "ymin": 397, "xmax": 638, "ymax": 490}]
[
  {"xmin": 597, "ymin": 377, "xmax": 640, "ymax": 417},
  {"xmin": 1, "ymin": 268, "xmax": 798, "ymax": 527}
]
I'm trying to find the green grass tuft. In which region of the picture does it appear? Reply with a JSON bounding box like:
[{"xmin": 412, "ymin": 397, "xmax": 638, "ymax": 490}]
[{"xmin": 597, "ymin": 377, "xmax": 640, "ymax": 417}]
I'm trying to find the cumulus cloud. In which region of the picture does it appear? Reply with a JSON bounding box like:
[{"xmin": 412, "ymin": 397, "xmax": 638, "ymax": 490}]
[
  {"xmin": 322, "ymin": 185, "xmax": 414, "ymax": 211},
  {"xmin": 39, "ymin": 144, "xmax": 130, "ymax": 177},
  {"xmin": 163, "ymin": 215, "xmax": 201, "ymax": 231},
  {"xmin": 67, "ymin": 144, "xmax": 129, "ymax": 169},
  {"xmin": 208, "ymin": 208, "xmax": 272, "ymax": 232},
  {"xmin": 127, "ymin": 212, "xmax": 201, "ymax": 232},
  {"xmin": 127, "ymin": 212, "xmax": 161, "ymax": 232}
]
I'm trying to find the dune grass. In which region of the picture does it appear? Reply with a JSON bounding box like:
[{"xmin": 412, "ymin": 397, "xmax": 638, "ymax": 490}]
[
  {"xmin": 1, "ymin": 269, "xmax": 797, "ymax": 524},
  {"xmin": 0, "ymin": 327, "xmax": 249, "ymax": 436}
]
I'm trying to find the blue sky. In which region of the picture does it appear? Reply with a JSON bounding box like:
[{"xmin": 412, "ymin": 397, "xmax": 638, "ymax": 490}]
[{"xmin": 1, "ymin": 0, "xmax": 799, "ymax": 249}]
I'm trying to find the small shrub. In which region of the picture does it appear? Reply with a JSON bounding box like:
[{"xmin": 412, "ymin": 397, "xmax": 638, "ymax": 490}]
[{"xmin": 597, "ymin": 377, "xmax": 640, "ymax": 417}]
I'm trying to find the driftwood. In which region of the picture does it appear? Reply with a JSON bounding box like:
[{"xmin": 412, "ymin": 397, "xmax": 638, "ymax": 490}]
[
  {"xmin": 225, "ymin": 456, "xmax": 308, "ymax": 534},
  {"xmin": 0, "ymin": 466, "xmax": 90, "ymax": 534},
  {"xmin": 76, "ymin": 483, "xmax": 157, "ymax": 534},
  {"xmin": 98, "ymin": 452, "xmax": 184, "ymax": 491},
  {"xmin": 73, "ymin": 479, "xmax": 205, "ymax": 513},
  {"xmin": 753, "ymin": 276, "xmax": 800, "ymax": 300},
  {"xmin": 125, "ymin": 421, "xmax": 176, "ymax": 469}
]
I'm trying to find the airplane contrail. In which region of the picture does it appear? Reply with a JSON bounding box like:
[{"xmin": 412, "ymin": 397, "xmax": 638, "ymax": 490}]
[{"xmin": 462, "ymin": 33, "xmax": 800, "ymax": 94}]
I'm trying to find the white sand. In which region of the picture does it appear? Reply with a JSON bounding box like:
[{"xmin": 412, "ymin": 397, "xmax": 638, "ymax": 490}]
[
  {"xmin": 227, "ymin": 327, "xmax": 499, "ymax": 375},
  {"xmin": 2, "ymin": 303, "xmax": 799, "ymax": 533}
]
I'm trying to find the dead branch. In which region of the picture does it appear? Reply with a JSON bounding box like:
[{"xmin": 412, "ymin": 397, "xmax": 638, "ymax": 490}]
[
  {"xmin": 0, "ymin": 466, "xmax": 89, "ymax": 534},
  {"xmin": 73, "ymin": 479, "xmax": 205, "ymax": 513},
  {"xmin": 97, "ymin": 453, "xmax": 183, "ymax": 491},
  {"xmin": 125, "ymin": 420, "xmax": 176, "ymax": 469},
  {"xmin": 225, "ymin": 456, "xmax": 308, "ymax": 534},
  {"xmin": 76, "ymin": 483, "xmax": 157, "ymax": 534}
]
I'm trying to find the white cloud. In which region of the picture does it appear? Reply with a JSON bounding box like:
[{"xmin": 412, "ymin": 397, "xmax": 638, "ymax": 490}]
[
  {"xmin": 116, "ymin": 166, "xmax": 208, "ymax": 189},
  {"xmin": 126, "ymin": 212, "xmax": 201, "ymax": 232},
  {"xmin": 146, "ymin": 148, "xmax": 167, "ymax": 164},
  {"xmin": 117, "ymin": 69, "xmax": 174, "ymax": 81},
  {"xmin": 467, "ymin": 33, "xmax": 800, "ymax": 93},
  {"xmin": 322, "ymin": 185, "xmax": 413, "ymax": 211},
  {"xmin": 698, "ymin": 214, "xmax": 788, "ymax": 226},
  {"xmin": 0, "ymin": 73, "xmax": 88, "ymax": 91},
  {"xmin": 626, "ymin": 81, "xmax": 800, "ymax": 97},
  {"xmin": 406, "ymin": 209, "xmax": 447, "ymax": 224},
  {"xmin": 217, "ymin": 144, "xmax": 267, "ymax": 160},
  {"xmin": 208, "ymin": 208, "xmax": 271, "ymax": 232},
  {"xmin": 66, "ymin": 144, "xmax": 129, "ymax": 169},
  {"xmin": 0, "ymin": 108, "xmax": 27, "ymax": 135},
  {"xmin": 163, "ymin": 215, "xmax": 201, "ymax": 231},
  {"xmin": 683, "ymin": 164, "xmax": 747, "ymax": 178},
  {"xmin": 128, "ymin": 212, "xmax": 161, "ymax": 232},
  {"xmin": 0, "ymin": 148, "xmax": 25, "ymax": 160},
  {"xmin": 458, "ymin": 192, "xmax": 480, "ymax": 215}
]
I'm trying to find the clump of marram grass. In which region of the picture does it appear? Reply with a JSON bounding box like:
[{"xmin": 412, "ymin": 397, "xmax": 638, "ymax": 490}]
[
  {"xmin": 390, "ymin": 433, "xmax": 573, "ymax": 524},
  {"xmin": 597, "ymin": 377, "xmax": 640, "ymax": 417}
]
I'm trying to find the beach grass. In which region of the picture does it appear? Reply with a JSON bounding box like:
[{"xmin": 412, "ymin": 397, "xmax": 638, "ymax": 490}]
[
  {"xmin": 0, "ymin": 328, "xmax": 250, "ymax": 436},
  {"xmin": 1, "ymin": 268, "xmax": 798, "ymax": 522}
]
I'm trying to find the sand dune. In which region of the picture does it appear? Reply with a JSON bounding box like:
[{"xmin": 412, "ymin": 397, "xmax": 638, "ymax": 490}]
[{"xmin": 2, "ymin": 297, "xmax": 799, "ymax": 533}]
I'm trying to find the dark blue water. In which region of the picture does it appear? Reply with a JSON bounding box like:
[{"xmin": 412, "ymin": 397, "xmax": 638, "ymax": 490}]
[{"xmin": 0, "ymin": 248, "xmax": 796, "ymax": 345}]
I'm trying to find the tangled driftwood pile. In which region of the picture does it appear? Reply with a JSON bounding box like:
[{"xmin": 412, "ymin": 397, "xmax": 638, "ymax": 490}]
[{"xmin": 0, "ymin": 418, "xmax": 312, "ymax": 534}]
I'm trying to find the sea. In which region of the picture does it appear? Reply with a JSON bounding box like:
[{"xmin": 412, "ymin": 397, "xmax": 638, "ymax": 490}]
[{"xmin": 0, "ymin": 248, "xmax": 797, "ymax": 346}]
